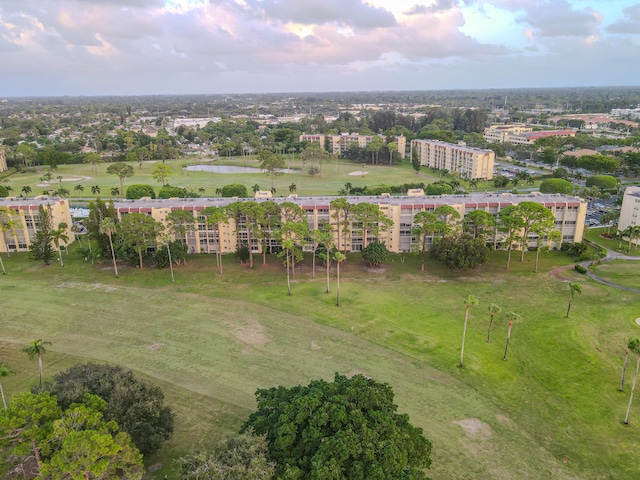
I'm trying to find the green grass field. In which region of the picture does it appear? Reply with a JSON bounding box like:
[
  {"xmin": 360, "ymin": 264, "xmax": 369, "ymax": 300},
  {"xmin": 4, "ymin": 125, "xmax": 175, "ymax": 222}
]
[
  {"xmin": 1, "ymin": 246, "xmax": 640, "ymax": 479},
  {"xmin": 591, "ymin": 261, "xmax": 640, "ymax": 290}
]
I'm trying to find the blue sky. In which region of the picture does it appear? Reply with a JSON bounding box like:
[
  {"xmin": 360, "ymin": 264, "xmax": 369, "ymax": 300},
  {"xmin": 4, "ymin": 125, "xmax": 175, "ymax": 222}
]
[{"xmin": 0, "ymin": 0, "xmax": 638, "ymax": 97}]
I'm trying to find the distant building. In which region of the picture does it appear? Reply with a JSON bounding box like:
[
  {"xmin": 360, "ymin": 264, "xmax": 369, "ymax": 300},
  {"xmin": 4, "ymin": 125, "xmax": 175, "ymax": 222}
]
[
  {"xmin": 299, "ymin": 133, "xmax": 406, "ymax": 157},
  {"xmin": 410, "ymin": 139, "xmax": 495, "ymax": 180},
  {"xmin": 0, "ymin": 197, "xmax": 74, "ymax": 253},
  {"xmin": 619, "ymin": 186, "xmax": 640, "ymax": 244},
  {"xmin": 483, "ymin": 127, "xmax": 576, "ymax": 145},
  {"xmin": 0, "ymin": 146, "xmax": 7, "ymax": 173},
  {"xmin": 108, "ymin": 192, "xmax": 585, "ymax": 255}
]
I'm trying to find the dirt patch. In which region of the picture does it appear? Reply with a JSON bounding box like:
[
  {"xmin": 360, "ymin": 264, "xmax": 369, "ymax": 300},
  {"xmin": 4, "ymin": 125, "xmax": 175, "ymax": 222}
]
[
  {"xmin": 232, "ymin": 318, "xmax": 270, "ymax": 349},
  {"xmin": 310, "ymin": 340, "xmax": 321, "ymax": 350},
  {"xmin": 453, "ymin": 418, "xmax": 492, "ymax": 439},
  {"xmin": 56, "ymin": 282, "xmax": 119, "ymax": 293},
  {"xmin": 146, "ymin": 343, "xmax": 165, "ymax": 351},
  {"xmin": 549, "ymin": 264, "xmax": 575, "ymax": 281},
  {"xmin": 348, "ymin": 170, "xmax": 369, "ymax": 176}
]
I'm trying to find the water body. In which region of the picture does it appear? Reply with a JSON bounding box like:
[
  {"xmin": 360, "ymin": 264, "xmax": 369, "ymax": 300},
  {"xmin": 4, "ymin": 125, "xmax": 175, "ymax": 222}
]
[{"xmin": 184, "ymin": 165, "xmax": 298, "ymax": 174}]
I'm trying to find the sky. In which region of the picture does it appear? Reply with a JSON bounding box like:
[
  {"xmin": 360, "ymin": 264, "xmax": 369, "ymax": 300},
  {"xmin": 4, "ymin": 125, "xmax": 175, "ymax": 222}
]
[{"xmin": 0, "ymin": 0, "xmax": 638, "ymax": 97}]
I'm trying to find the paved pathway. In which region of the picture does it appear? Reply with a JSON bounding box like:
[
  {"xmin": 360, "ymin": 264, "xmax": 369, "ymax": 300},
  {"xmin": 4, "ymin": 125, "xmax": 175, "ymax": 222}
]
[{"xmin": 584, "ymin": 246, "xmax": 640, "ymax": 294}]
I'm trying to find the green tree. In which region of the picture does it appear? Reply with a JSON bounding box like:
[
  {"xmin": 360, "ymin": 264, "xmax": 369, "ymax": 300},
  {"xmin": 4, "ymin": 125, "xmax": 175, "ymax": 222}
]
[
  {"xmin": 166, "ymin": 209, "xmax": 196, "ymax": 260},
  {"xmin": 624, "ymin": 340, "xmax": 640, "ymax": 425},
  {"xmin": 151, "ymin": 162, "xmax": 172, "ymax": 186},
  {"xmin": 203, "ymin": 206, "xmax": 229, "ymax": 275},
  {"xmin": 517, "ymin": 201, "xmax": 556, "ymax": 262},
  {"xmin": 239, "ymin": 201, "xmax": 264, "ymax": 269},
  {"xmin": 257, "ymin": 201, "xmax": 281, "ymax": 265},
  {"xmin": 464, "ymin": 210, "xmax": 495, "ymax": 241},
  {"xmin": 119, "ymin": 212, "xmax": 161, "ymax": 269},
  {"xmin": 0, "ymin": 207, "xmax": 20, "ymax": 273},
  {"xmin": 330, "ymin": 197, "xmax": 354, "ymax": 254},
  {"xmin": 430, "ymin": 234, "xmax": 489, "ymax": 270},
  {"xmin": 22, "ymin": 339, "xmax": 52, "ymax": 387},
  {"xmin": 126, "ymin": 184, "xmax": 156, "ymax": 199},
  {"xmin": 313, "ymin": 223, "xmax": 335, "ymax": 292},
  {"xmin": 539, "ymin": 178, "xmax": 573, "ymax": 194},
  {"xmin": 498, "ymin": 205, "xmax": 524, "ymax": 270},
  {"xmin": 621, "ymin": 339, "xmax": 640, "ymax": 392},
  {"xmin": 460, "ymin": 295, "xmax": 478, "ymax": 368},
  {"xmin": 99, "ymin": 217, "xmax": 119, "ymax": 278},
  {"xmin": 51, "ymin": 222, "xmax": 69, "ymax": 268},
  {"xmin": 241, "ymin": 373, "xmax": 432, "ymax": 479},
  {"xmin": 177, "ymin": 433, "xmax": 275, "ymax": 480},
  {"xmin": 84, "ymin": 152, "xmax": 103, "ymax": 173},
  {"xmin": 42, "ymin": 363, "xmax": 174, "ymax": 456},
  {"xmin": 221, "ymin": 184, "xmax": 248, "ymax": 197},
  {"xmin": 586, "ymin": 175, "xmax": 617, "ymax": 191},
  {"xmin": 412, "ymin": 211, "xmax": 439, "ymax": 272},
  {"xmin": 91, "ymin": 185, "xmax": 101, "ymax": 195},
  {"xmin": 30, "ymin": 205, "xmax": 55, "ymax": 265},
  {"xmin": 300, "ymin": 141, "xmax": 331, "ymax": 177},
  {"xmin": 487, "ymin": 303, "xmax": 501, "ymax": 343},
  {"xmin": 503, "ymin": 312, "xmax": 522, "ymax": 360},
  {"xmin": 361, "ymin": 240, "xmax": 389, "ymax": 267},
  {"xmin": 353, "ymin": 202, "xmax": 393, "ymax": 250},
  {"xmin": 387, "ymin": 141, "xmax": 398, "ymax": 166},
  {"xmin": 565, "ymin": 282, "xmax": 582, "ymax": 318},
  {"xmin": 21, "ymin": 185, "xmax": 32, "ymax": 196},
  {"xmin": 258, "ymin": 150, "xmax": 286, "ymax": 188},
  {"xmin": 106, "ymin": 162, "xmax": 135, "ymax": 194}
]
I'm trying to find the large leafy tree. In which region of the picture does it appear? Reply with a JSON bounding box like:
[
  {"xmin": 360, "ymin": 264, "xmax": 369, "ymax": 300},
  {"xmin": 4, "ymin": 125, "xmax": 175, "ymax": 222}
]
[
  {"xmin": 497, "ymin": 205, "xmax": 524, "ymax": 270},
  {"xmin": 430, "ymin": 234, "xmax": 488, "ymax": 270},
  {"xmin": 242, "ymin": 373, "xmax": 432, "ymax": 479},
  {"xmin": 0, "ymin": 392, "xmax": 143, "ymax": 478},
  {"xmin": 516, "ymin": 202, "xmax": 556, "ymax": 262},
  {"xmin": 202, "ymin": 206, "xmax": 229, "ymax": 274},
  {"xmin": 106, "ymin": 162, "xmax": 135, "ymax": 194},
  {"xmin": 353, "ymin": 202, "xmax": 393, "ymax": 250},
  {"xmin": 119, "ymin": 212, "xmax": 161, "ymax": 269},
  {"xmin": 330, "ymin": 197, "xmax": 354, "ymax": 254},
  {"xmin": 258, "ymin": 150, "xmax": 286, "ymax": 188},
  {"xmin": 177, "ymin": 433, "xmax": 275, "ymax": 480},
  {"xmin": 166, "ymin": 209, "xmax": 196, "ymax": 258},
  {"xmin": 29, "ymin": 205, "xmax": 55, "ymax": 265},
  {"xmin": 464, "ymin": 210, "xmax": 495, "ymax": 242},
  {"xmin": 42, "ymin": 363, "xmax": 174, "ymax": 456}
]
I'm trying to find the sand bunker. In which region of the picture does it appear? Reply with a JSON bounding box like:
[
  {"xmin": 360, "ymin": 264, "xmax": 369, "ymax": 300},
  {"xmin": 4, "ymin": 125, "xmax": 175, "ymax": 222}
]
[{"xmin": 348, "ymin": 171, "xmax": 369, "ymax": 176}]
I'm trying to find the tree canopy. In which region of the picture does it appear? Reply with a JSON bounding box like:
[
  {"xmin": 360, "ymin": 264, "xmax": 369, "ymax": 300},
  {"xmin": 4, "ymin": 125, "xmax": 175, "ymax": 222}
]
[{"xmin": 241, "ymin": 373, "xmax": 432, "ymax": 480}]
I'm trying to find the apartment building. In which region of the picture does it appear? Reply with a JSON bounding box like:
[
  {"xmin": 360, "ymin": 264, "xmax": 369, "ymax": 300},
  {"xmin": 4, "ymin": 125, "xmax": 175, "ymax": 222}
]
[
  {"xmin": 483, "ymin": 127, "xmax": 576, "ymax": 145},
  {"xmin": 619, "ymin": 186, "xmax": 640, "ymax": 244},
  {"xmin": 410, "ymin": 139, "xmax": 495, "ymax": 180},
  {"xmin": 299, "ymin": 133, "xmax": 406, "ymax": 157},
  {"xmin": 0, "ymin": 146, "xmax": 7, "ymax": 173},
  {"xmin": 109, "ymin": 192, "xmax": 585, "ymax": 255},
  {"xmin": 0, "ymin": 197, "xmax": 75, "ymax": 253}
]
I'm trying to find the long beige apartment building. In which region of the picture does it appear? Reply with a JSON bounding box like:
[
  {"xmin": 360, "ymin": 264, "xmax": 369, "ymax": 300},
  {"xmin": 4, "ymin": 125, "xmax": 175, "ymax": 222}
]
[
  {"xmin": 0, "ymin": 197, "xmax": 75, "ymax": 253},
  {"xmin": 299, "ymin": 133, "xmax": 406, "ymax": 157},
  {"xmin": 108, "ymin": 192, "xmax": 585, "ymax": 256},
  {"xmin": 410, "ymin": 139, "xmax": 495, "ymax": 180},
  {"xmin": 619, "ymin": 186, "xmax": 640, "ymax": 244}
]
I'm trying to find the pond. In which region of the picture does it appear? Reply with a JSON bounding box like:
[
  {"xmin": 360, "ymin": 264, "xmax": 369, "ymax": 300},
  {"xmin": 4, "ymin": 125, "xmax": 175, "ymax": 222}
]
[{"xmin": 184, "ymin": 165, "xmax": 298, "ymax": 174}]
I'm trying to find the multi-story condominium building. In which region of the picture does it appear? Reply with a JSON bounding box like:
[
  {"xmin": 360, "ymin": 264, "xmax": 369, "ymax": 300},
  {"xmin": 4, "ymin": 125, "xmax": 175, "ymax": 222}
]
[
  {"xmin": 299, "ymin": 133, "xmax": 406, "ymax": 157},
  {"xmin": 619, "ymin": 186, "xmax": 640, "ymax": 244},
  {"xmin": 107, "ymin": 192, "xmax": 585, "ymax": 255},
  {"xmin": 410, "ymin": 139, "xmax": 495, "ymax": 180},
  {"xmin": 483, "ymin": 125, "xmax": 533, "ymax": 143},
  {"xmin": 0, "ymin": 197, "xmax": 75, "ymax": 253},
  {"xmin": 0, "ymin": 147, "xmax": 7, "ymax": 173},
  {"xmin": 483, "ymin": 127, "xmax": 576, "ymax": 145}
]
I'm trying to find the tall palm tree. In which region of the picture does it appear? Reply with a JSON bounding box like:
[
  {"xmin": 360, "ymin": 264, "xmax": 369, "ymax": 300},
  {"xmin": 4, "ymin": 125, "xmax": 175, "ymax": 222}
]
[
  {"xmin": 565, "ymin": 282, "xmax": 582, "ymax": 318},
  {"xmin": 0, "ymin": 365, "xmax": 14, "ymax": 410},
  {"xmin": 624, "ymin": 339, "xmax": 640, "ymax": 424},
  {"xmin": 22, "ymin": 339, "xmax": 52, "ymax": 387},
  {"xmin": 335, "ymin": 252, "xmax": 346, "ymax": 307},
  {"xmin": 91, "ymin": 185, "xmax": 101, "ymax": 195},
  {"xmin": 487, "ymin": 303, "xmax": 501, "ymax": 343},
  {"xmin": 460, "ymin": 295, "xmax": 478, "ymax": 368},
  {"xmin": 503, "ymin": 312, "xmax": 521, "ymax": 360},
  {"xmin": 621, "ymin": 339, "xmax": 640, "ymax": 391},
  {"xmin": 51, "ymin": 222, "xmax": 70, "ymax": 267},
  {"xmin": 99, "ymin": 218, "xmax": 119, "ymax": 278}
]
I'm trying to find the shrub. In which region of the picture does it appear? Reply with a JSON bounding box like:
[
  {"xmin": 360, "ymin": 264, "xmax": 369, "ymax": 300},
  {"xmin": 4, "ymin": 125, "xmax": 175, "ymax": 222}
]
[
  {"xmin": 574, "ymin": 264, "xmax": 587, "ymax": 274},
  {"xmin": 430, "ymin": 234, "xmax": 489, "ymax": 270},
  {"xmin": 126, "ymin": 184, "xmax": 156, "ymax": 199},
  {"xmin": 426, "ymin": 182, "xmax": 453, "ymax": 195},
  {"xmin": 221, "ymin": 184, "xmax": 248, "ymax": 197},
  {"xmin": 40, "ymin": 362, "xmax": 174, "ymax": 456},
  {"xmin": 158, "ymin": 184, "xmax": 188, "ymax": 198},
  {"xmin": 0, "ymin": 185, "xmax": 8, "ymax": 197},
  {"xmin": 540, "ymin": 178, "xmax": 573, "ymax": 194},
  {"xmin": 586, "ymin": 175, "xmax": 617, "ymax": 191},
  {"xmin": 154, "ymin": 240, "xmax": 187, "ymax": 268},
  {"xmin": 361, "ymin": 241, "xmax": 389, "ymax": 267}
]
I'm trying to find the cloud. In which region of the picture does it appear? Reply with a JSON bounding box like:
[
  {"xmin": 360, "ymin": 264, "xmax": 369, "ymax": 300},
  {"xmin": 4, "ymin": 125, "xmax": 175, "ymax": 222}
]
[
  {"xmin": 404, "ymin": 0, "xmax": 457, "ymax": 15},
  {"xmin": 244, "ymin": 0, "xmax": 397, "ymax": 30},
  {"xmin": 516, "ymin": 0, "xmax": 602, "ymax": 38},
  {"xmin": 606, "ymin": 4, "xmax": 640, "ymax": 35}
]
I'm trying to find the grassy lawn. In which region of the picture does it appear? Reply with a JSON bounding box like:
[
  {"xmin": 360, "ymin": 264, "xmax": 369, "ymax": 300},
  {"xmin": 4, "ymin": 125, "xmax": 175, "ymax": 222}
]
[
  {"xmin": 584, "ymin": 227, "xmax": 640, "ymax": 257},
  {"xmin": 591, "ymin": 260, "xmax": 640, "ymax": 290},
  {"xmin": 1, "ymin": 247, "xmax": 640, "ymax": 479}
]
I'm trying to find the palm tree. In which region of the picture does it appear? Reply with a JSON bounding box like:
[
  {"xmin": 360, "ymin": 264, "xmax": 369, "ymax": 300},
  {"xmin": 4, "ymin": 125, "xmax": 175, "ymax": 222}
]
[
  {"xmin": 487, "ymin": 303, "xmax": 501, "ymax": 342},
  {"xmin": 198, "ymin": 187, "xmax": 206, "ymax": 195},
  {"xmin": 252, "ymin": 184, "xmax": 261, "ymax": 194},
  {"xmin": 111, "ymin": 187, "xmax": 120, "ymax": 197},
  {"xmin": 99, "ymin": 218, "xmax": 119, "ymax": 278},
  {"xmin": 74, "ymin": 184, "xmax": 84, "ymax": 193},
  {"xmin": 21, "ymin": 185, "xmax": 32, "ymax": 195},
  {"xmin": 289, "ymin": 183, "xmax": 297, "ymax": 193},
  {"xmin": 282, "ymin": 238, "xmax": 295, "ymax": 296},
  {"xmin": 335, "ymin": 252, "xmax": 346, "ymax": 306},
  {"xmin": 91, "ymin": 185, "xmax": 101, "ymax": 195},
  {"xmin": 22, "ymin": 339, "xmax": 52, "ymax": 387},
  {"xmin": 460, "ymin": 295, "xmax": 478, "ymax": 368},
  {"xmin": 503, "ymin": 312, "xmax": 521, "ymax": 360},
  {"xmin": 565, "ymin": 282, "xmax": 582, "ymax": 318},
  {"xmin": 624, "ymin": 339, "xmax": 640, "ymax": 424},
  {"xmin": 51, "ymin": 222, "xmax": 70, "ymax": 267},
  {"xmin": 0, "ymin": 365, "xmax": 14, "ymax": 410},
  {"xmin": 621, "ymin": 339, "xmax": 640, "ymax": 392}
]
